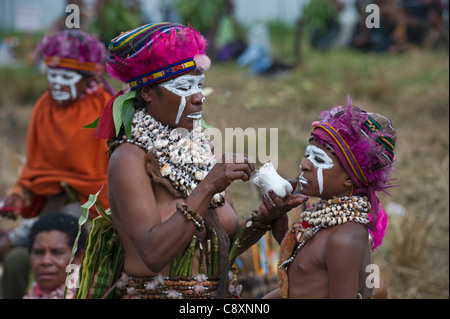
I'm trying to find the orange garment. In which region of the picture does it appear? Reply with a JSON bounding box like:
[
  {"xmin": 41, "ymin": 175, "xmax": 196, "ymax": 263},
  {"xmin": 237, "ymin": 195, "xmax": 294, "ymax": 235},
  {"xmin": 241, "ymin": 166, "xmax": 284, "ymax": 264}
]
[{"xmin": 12, "ymin": 87, "xmax": 111, "ymax": 218}]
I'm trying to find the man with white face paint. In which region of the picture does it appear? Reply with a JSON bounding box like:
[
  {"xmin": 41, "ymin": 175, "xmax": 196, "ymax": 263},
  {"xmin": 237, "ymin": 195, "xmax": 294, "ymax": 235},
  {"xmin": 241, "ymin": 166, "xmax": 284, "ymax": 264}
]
[
  {"xmin": 0, "ymin": 30, "xmax": 112, "ymax": 298},
  {"xmin": 81, "ymin": 23, "xmax": 307, "ymax": 299}
]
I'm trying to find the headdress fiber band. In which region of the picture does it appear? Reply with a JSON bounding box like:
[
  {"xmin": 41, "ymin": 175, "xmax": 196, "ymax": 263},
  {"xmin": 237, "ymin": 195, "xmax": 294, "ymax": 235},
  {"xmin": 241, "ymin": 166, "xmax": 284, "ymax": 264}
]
[
  {"xmin": 106, "ymin": 22, "xmax": 204, "ymax": 84},
  {"xmin": 313, "ymin": 122, "xmax": 369, "ymax": 186},
  {"xmin": 127, "ymin": 58, "xmax": 196, "ymax": 91},
  {"xmin": 108, "ymin": 22, "xmax": 180, "ymax": 59},
  {"xmin": 361, "ymin": 115, "xmax": 395, "ymax": 163},
  {"xmin": 44, "ymin": 56, "xmax": 102, "ymax": 74}
]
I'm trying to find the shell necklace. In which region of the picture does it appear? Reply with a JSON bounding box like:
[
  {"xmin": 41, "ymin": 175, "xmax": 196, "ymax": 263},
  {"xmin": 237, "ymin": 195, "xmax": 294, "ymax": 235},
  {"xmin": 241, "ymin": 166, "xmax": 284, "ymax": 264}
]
[
  {"xmin": 121, "ymin": 109, "xmax": 225, "ymax": 208},
  {"xmin": 278, "ymin": 195, "xmax": 371, "ymax": 271}
]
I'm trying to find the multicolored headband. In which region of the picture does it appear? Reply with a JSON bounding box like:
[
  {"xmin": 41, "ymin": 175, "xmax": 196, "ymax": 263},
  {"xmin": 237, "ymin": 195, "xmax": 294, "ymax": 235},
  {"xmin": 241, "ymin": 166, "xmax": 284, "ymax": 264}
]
[
  {"xmin": 313, "ymin": 122, "xmax": 369, "ymax": 186},
  {"xmin": 127, "ymin": 58, "xmax": 196, "ymax": 91},
  {"xmin": 106, "ymin": 22, "xmax": 209, "ymax": 84},
  {"xmin": 44, "ymin": 56, "xmax": 103, "ymax": 75},
  {"xmin": 311, "ymin": 107, "xmax": 396, "ymax": 188}
]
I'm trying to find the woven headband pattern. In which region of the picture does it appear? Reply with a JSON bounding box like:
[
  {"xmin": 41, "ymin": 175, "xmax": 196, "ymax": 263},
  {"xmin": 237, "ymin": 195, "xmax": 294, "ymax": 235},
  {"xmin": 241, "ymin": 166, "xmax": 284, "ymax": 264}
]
[
  {"xmin": 44, "ymin": 56, "xmax": 101, "ymax": 74},
  {"xmin": 361, "ymin": 115, "xmax": 395, "ymax": 163},
  {"xmin": 108, "ymin": 22, "xmax": 183, "ymax": 60},
  {"xmin": 127, "ymin": 59, "xmax": 195, "ymax": 91},
  {"xmin": 313, "ymin": 122, "xmax": 369, "ymax": 186}
]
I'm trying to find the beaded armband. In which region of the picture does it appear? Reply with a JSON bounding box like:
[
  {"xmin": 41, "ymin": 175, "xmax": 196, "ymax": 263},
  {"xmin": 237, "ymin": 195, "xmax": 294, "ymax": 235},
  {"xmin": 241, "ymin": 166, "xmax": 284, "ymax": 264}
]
[{"xmin": 176, "ymin": 203, "xmax": 205, "ymax": 231}]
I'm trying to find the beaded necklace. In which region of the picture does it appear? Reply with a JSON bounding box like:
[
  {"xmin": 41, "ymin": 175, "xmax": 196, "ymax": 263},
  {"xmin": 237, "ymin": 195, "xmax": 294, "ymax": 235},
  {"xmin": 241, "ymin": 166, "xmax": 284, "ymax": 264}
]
[
  {"xmin": 117, "ymin": 110, "xmax": 225, "ymax": 207},
  {"xmin": 278, "ymin": 195, "xmax": 371, "ymax": 271}
]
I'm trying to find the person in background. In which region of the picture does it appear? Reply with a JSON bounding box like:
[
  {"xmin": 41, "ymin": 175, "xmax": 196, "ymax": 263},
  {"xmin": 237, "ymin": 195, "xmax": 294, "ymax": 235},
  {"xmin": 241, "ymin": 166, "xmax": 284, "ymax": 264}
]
[
  {"xmin": 23, "ymin": 212, "xmax": 87, "ymax": 299},
  {"xmin": 0, "ymin": 29, "xmax": 113, "ymax": 298}
]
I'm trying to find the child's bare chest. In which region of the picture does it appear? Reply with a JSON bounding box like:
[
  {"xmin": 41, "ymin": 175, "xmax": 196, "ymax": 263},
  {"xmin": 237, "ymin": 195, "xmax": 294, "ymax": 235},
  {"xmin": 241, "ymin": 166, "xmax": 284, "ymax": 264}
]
[
  {"xmin": 286, "ymin": 231, "xmax": 330, "ymax": 298},
  {"xmin": 293, "ymin": 232, "xmax": 327, "ymax": 273}
]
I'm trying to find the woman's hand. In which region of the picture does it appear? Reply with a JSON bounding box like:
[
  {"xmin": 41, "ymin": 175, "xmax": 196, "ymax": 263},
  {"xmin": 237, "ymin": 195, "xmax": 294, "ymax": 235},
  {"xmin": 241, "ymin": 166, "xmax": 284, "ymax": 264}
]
[{"xmin": 201, "ymin": 153, "xmax": 255, "ymax": 195}]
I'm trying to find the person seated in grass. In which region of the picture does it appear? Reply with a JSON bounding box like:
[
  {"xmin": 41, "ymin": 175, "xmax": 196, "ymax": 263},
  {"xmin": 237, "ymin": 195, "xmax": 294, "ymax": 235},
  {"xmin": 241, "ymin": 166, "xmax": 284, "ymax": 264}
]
[
  {"xmin": 23, "ymin": 212, "xmax": 87, "ymax": 299},
  {"xmin": 265, "ymin": 97, "xmax": 396, "ymax": 299}
]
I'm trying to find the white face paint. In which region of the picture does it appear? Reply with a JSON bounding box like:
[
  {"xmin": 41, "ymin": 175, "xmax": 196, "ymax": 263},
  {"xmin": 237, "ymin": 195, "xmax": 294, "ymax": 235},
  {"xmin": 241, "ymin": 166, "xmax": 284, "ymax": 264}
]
[
  {"xmin": 47, "ymin": 68, "xmax": 82, "ymax": 102},
  {"xmin": 158, "ymin": 74, "xmax": 204, "ymax": 125},
  {"xmin": 299, "ymin": 144, "xmax": 334, "ymax": 194},
  {"xmin": 298, "ymin": 169, "xmax": 308, "ymax": 191}
]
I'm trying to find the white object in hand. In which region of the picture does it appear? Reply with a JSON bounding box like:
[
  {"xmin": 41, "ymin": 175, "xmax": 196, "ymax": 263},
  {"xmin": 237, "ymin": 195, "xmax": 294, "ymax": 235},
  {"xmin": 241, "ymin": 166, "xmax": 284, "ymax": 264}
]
[{"xmin": 250, "ymin": 162, "xmax": 293, "ymax": 198}]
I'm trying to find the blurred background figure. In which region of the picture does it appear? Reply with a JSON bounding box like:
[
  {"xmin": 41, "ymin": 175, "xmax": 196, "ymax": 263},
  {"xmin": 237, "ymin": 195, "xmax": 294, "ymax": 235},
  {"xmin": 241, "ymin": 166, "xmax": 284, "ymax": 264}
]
[
  {"xmin": 0, "ymin": 29, "xmax": 111, "ymax": 298},
  {"xmin": 23, "ymin": 212, "xmax": 87, "ymax": 299},
  {"xmin": 237, "ymin": 22, "xmax": 273, "ymax": 74},
  {"xmin": 352, "ymin": 0, "xmax": 448, "ymax": 53},
  {"xmin": 333, "ymin": 0, "xmax": 360, "ymax": 48}
]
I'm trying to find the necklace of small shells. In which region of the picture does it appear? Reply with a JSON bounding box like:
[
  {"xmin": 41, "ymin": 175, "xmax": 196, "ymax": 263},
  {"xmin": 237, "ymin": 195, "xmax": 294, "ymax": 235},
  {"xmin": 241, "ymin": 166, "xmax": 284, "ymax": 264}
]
[
  {"xmin": 119, "ymin": 109, "xmax": 225, "ymax": 208},
  {"xmin": 278, "ymin": 195, "xmax": 371, "ymax": 271}
]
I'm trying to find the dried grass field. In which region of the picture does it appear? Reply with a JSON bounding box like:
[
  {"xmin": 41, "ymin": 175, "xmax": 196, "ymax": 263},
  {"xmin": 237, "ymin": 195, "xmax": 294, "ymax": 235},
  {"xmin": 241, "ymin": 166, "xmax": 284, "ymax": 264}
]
[{"xmin": 0, "ymin": 45, "xmax": 448, "ymax": 299}]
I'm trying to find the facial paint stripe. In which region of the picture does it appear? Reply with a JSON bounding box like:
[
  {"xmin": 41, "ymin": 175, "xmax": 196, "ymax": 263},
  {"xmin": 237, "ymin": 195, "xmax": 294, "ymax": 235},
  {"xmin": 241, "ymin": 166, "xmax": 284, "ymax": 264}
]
[
  {"xmin": 159, "ymin": 74, "xmax": 204, "ymax": 125},
  {"xmin": 304, "ymin": 145, "xmax": 334, "ymax": 194}
]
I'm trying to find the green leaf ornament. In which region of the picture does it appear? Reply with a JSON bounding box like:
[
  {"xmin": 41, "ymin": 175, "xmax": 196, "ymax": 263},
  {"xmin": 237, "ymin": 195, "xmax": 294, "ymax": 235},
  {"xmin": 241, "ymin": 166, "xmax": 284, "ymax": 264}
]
[{"xmin": 112, "ymin": 90, "xmax": 136, "ymax": 138}]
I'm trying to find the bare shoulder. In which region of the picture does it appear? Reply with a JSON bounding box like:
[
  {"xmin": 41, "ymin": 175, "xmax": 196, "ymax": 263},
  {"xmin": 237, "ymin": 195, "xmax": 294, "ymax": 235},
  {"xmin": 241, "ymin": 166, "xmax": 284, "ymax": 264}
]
[
  {"xmin": 108, "ymin": 143, "xmax": 149, "ymax": 192},
  {"xmin": 326, "ymin": 222, "xmax": 368, "ymax": 251},
  {"xmin": 109, "ymin": 143, "xmax": 146, "ymax": 170}
]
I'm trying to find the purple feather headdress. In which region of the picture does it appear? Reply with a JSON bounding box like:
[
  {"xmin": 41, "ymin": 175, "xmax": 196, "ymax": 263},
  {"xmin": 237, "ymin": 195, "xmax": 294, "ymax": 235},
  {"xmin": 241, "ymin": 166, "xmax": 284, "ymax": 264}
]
[
  {"xmin": 310, "ymin": 96, "xmax": 397, "ymax": 236},
  {"xmin": 37, "ymin": 30, "xmax": 107, "ymax": 75}
]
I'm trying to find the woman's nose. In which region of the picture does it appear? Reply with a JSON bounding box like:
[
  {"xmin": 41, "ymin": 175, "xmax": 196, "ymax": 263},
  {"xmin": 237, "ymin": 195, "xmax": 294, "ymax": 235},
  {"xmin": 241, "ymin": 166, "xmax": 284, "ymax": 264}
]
[
  {"xmin": 190, "ymin": 92, "xmax": 204, "ymax": 104},
  {"xmin": 40, "ymin": 251, "xmax": 54, "ymax": 265}
]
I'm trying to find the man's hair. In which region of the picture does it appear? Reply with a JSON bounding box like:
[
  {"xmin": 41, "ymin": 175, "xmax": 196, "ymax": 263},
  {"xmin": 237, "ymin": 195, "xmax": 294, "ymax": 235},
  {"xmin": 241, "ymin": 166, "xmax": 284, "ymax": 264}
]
[{"xmin": 28, "ymin": 212, "xmax": 87, "ymax": 257}]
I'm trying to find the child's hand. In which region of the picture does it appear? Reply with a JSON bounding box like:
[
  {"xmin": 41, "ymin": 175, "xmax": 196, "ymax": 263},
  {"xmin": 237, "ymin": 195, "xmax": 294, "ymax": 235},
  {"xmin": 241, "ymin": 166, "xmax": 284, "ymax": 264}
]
[{"xmin": 258, "ymin": 180, "xmax": 309, "ymax": 224}]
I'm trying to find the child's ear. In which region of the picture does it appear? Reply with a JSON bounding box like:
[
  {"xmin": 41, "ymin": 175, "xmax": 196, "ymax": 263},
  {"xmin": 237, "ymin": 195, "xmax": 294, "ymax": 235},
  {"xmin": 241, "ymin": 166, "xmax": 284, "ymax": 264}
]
[{"xmin": 343, "ymin": 176, "xmax": 354, "ymax": 188}]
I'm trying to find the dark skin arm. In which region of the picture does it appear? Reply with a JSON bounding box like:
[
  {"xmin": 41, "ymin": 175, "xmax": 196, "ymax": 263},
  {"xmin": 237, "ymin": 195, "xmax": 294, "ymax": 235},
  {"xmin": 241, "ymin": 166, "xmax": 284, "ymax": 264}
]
[
  {"xmin": 109, "ymin": 146, "xmax": 254, "ymax": 273},
  {"xmin": 326, "ymin": 225, "xmax": 368, "ymax": 298},
  {"xmin": 237, "ymin": 180, "xmax": 308, "ymax": 253}
]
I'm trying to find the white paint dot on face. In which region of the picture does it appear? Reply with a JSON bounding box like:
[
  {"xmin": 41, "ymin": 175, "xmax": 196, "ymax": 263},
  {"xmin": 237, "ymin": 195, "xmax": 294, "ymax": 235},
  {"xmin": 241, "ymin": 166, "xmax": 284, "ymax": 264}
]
[
  {"xmin": 304, "ymin": 144, "xmax": 334, "ymax": 194},
  {"xmin": 158, "ymin": 74, "xmax": 205, "ymax": 125}
]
